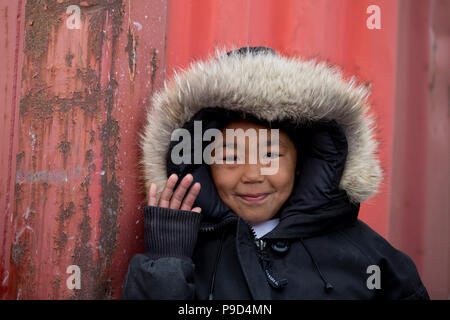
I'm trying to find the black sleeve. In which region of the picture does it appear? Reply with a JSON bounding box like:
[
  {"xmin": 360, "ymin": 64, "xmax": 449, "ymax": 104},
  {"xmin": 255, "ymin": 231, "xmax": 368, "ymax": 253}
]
[
  {"xmin": 379, "ymin": 252, "xmax": 430, "ymax": 300},
  {"xmin": 341, "ymin": 221, "xmax": 430, "ymax": 300},
  {"xmin": 121, "ymin": 206, "xmax": 202, "ymax": 300}
]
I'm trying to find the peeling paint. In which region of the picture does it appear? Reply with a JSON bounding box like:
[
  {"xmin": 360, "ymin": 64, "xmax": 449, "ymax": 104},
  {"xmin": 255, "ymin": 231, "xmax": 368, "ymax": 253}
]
[
  {"xmin": 24, "ymin": 0, "xmax": 66, "ymax": 60},
  {"xmin": 65, "ymin": 51, "xmax": 74, "ymax": 67},
  {"xmin": 94, "ymin": 0, "xmax": 124, "ymax": 299},
  {"xmin": 15, "ymin": 167, "xmax": 87, "ymax": 185},
  {"xmin": 57, "ymin": 141, "xmax": 71, "ymax": 156},
  {"xmin": 55, "ymin": 201, "xmax": 75, "ymax": 256},
  {"xmin": 72, "ymin": 149, "xmax": 96, "ymax": 299}
]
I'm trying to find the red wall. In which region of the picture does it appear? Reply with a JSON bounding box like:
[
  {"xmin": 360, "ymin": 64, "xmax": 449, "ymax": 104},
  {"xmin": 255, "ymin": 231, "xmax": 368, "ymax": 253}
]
[{"xmin": 0, "ymin": 0, "xmax": 448, "ymax": 299}]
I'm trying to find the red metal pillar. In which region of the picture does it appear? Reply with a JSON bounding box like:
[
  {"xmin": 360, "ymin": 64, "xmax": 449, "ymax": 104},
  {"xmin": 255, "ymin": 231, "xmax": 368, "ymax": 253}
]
[{"xmin": 0, "ymin": 0, "xmax": 167, "ymax": 299}]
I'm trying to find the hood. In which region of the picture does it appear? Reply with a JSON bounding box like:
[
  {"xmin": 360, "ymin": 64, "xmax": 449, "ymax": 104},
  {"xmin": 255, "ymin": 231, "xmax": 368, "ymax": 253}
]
[{"xmin": 141, "ymin": 46, "xmax": 382, "ymax": 236}]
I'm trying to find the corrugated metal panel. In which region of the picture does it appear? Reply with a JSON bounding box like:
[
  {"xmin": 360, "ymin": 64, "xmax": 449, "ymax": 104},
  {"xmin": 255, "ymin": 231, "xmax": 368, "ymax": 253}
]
[
  {"xmin": 0, "ymin": 0, "xmax": 448, "ymax": 299},
  {"xmin": 389, "ymin": 0, "xmax": 450, "ymax": 300}
]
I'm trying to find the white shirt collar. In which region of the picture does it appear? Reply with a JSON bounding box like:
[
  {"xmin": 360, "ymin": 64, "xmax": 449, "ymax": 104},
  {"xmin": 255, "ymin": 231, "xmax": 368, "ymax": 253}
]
[{"xmin": 249, "ymin": 218, "xmax": 280, "ymax": 239}]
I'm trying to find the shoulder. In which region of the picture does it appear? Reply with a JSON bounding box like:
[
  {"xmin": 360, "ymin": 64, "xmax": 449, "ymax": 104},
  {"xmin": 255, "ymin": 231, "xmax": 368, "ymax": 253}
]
[
  {"xmin": 339, "ymin": 220, "xmax": 414, "ymax": 266},
  {"xmin": 338, "ymin": 220, "xmax": 429, "ymax": 299}
]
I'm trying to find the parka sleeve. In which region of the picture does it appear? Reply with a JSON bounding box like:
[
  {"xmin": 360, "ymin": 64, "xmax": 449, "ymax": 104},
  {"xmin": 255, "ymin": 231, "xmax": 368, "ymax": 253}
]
[
  {"xmin": 378, "ymin": 251, "xmax": 430, "ymax": 300},
  {"xmin": 121, "ymin": 206, "xmax": 202, "ymax": 300}
]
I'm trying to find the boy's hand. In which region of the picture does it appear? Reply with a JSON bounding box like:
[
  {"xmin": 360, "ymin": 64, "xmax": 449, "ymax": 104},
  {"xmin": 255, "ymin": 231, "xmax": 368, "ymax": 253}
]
[{"xmin": 148, "ymin": 173, "xmax": 202, "ymax": 213}]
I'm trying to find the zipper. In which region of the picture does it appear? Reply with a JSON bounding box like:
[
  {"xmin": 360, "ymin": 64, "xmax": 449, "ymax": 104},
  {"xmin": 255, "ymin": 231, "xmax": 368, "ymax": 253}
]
[
  {"xmin": 242, "ymin": 218, "xmax": 267, "ymax": 252},
  {"xmin": 201, "ymin": 216, "xmax": 287, "ymax": 289},
  {"xmin": 245, "ymin": 220, "xmax": 266, "ymax": 250},
  {"xmin": 256, "ymin": 239, "xmax": 266, "ymax": 251},
  {"xmin": 243, "ymin": 219, "xmax": 287, "ymax": 289}
]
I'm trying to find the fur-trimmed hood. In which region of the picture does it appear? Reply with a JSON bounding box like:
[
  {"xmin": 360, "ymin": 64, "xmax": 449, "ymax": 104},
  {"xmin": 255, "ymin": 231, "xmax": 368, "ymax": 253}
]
[{"xmin": 141, "ymin": 46, "xmax": 382, "ymax": 206}]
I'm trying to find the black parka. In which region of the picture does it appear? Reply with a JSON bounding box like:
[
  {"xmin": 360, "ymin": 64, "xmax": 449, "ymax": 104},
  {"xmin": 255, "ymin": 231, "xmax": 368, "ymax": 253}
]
[{"xmin": 122, "ymin": 47, "xmax": 429, "ymax": 300}]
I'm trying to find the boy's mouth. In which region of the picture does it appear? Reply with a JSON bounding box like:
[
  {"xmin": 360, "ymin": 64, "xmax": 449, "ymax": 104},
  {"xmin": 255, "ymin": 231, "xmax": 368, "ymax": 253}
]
[{"xmin": 237, "ymin": 193, "xmax": 272, "ymax": 203}]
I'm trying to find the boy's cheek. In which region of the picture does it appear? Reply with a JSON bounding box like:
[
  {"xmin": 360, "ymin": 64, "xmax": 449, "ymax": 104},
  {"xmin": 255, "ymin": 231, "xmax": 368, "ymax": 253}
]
[{"xmin": 260, "ymin": 160, "xmax": 280, "ymax": 175}]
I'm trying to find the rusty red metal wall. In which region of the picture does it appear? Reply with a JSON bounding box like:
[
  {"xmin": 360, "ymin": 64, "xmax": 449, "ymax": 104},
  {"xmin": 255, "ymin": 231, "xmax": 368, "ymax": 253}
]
[
  {"xmin": 0, "ymin": 0, "xmax": 448, "ymax": 299},
  {"xmin": 389, "ymin": 0, "xmax": 450, "ymax": 300}
]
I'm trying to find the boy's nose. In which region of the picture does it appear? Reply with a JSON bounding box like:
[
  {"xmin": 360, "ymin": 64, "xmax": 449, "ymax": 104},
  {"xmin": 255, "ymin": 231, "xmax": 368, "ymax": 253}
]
[{"xmin": 241, "ymin": 163, "xmax": 264, "ymax": 183}]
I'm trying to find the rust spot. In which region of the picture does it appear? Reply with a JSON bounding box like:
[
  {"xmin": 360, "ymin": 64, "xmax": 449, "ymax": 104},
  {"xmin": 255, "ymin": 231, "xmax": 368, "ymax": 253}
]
[
  {"xmin": 20, "ymin": 89, "xmax": 54, "ymax": 119},
  {"xmin": 24, "ymin": 0, "xmax": 67, "ymax": 60},
  {"xmin": 85, "ymin": 149, "xmax": 94, "ymax": 162},
  {"xmin": 11, "ymin": 243, "xmax": 24, "ymax": 266},
  {"xmin": 93, "ymin": 0, "xmax": 124, "ymax": 299},
  {"xmin": 125, "ymin": 26, "xmax": 137, "ymax": 82},
  {"xmin": 72, "ymin": 151, "xmax": 96, "ymax": 299},
  {"xmin": 75, "ymin": 67, "xmax": 98, "ymax": 90},
  {"xmin": 20, "ymin": 78, "xmax": 102, "ymax": 118},
  {"xmin": 79, "ymin": 164, "xmax": 94, "ymax": 214},
  {"xmin": 87, "ymin": 6, "xmax": 106, "ymax": 63},
  {"xmin": 59, "ymin": 202, "xmax": 74, "ymax": 225},
  {"xmin": 95, "ymin": 87, "xmax": 121, "ymax": 299},
  {"xmin": 72, "ymin": 213, "xmax": 94, "ymax": 299},
  {"xmin": 89, "ymin": 130, "xmax": 95, "ymax": 144},
  {"xmin": 14, "ymin": 183, "xmax": 23, "ymax": 205},
  {"xmin": 51, "ymin": 279, "xmax": 61, "ymax": 299},
  {"xmin": 150, "ymin": 48, "xmax": 158, "ymax": 91},
  {"xmin": 54, "ymin": 202, "xmax": 75, "ymax": 256},
  {"xmin": 65, "ymin": 51, "xmax": 74, "ymax": 67},
  {"xmin": 57, "ymin": 141, "xmax": 71, "ymax": 155},
  {"xmin": 16, "ymin": 152, "xmax": 25, "ymax": 165}
]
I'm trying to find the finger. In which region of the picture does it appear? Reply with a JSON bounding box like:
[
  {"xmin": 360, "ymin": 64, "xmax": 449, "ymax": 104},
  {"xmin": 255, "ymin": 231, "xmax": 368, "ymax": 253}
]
[
  {"xmin": 169, "ymin": 174, "xmax": 193, "ymax": 209},
  {"xmin": 180, "ymin": 182, "xmax": 201, "ymax": 211},
  {"xmin": 191, "ymin": 207, "xmax": 202, "ymax": 214},
  {"xmin": 158, "ymin": 174, "xmax": 178, "ymax": 208},
  {"xmin": 148, "ymin": 183, "xmax": 157, "ymax": 206}
]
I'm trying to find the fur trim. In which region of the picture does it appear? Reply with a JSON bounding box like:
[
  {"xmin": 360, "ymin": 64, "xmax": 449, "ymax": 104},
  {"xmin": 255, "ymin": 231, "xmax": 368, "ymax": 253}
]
[{"xmin": 141, "ymin": 46, "xmax": 382, "ymax": 203}]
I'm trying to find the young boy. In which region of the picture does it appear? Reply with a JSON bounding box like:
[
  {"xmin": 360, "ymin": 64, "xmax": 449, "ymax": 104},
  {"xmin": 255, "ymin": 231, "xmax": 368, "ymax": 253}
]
[{"xmin": 122, "ymin": 46, "xmax": 429, "ymax": 299}]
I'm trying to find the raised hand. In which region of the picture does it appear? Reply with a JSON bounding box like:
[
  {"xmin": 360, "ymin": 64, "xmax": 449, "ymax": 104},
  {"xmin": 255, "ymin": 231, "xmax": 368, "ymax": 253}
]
[{"xmin": 148, "ymin": 173, "xmax": 202, "ymax": 213}]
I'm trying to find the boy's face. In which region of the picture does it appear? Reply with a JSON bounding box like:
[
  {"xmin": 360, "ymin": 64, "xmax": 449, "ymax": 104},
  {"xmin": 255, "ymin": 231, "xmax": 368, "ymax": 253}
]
[{"xmin": 209, "ymin": 120, "xmax": 298, "ymax": 224}]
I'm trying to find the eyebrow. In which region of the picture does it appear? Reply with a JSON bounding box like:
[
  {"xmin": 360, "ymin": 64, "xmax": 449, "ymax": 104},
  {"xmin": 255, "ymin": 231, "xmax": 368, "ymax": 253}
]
[{"xmin": 266, "ymin": 138, "xmax": 288, "ymax": 148}]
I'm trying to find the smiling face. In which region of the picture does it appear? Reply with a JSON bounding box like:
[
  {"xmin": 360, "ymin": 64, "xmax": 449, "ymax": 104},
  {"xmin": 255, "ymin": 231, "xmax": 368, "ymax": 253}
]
[{"xmin": 209, "ymin": 120, "xmax": 298, "ymax": 224}]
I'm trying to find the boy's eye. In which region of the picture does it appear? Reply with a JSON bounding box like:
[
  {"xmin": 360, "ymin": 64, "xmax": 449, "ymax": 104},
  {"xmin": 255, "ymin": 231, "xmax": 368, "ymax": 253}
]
[{"xmin": 263, "ymin": 152, "xmax": 280, "ymax": 159}]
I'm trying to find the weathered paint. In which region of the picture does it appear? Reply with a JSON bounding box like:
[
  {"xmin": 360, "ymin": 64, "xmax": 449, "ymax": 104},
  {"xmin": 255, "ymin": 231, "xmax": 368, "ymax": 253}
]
[
  {"xmin": 1, "ymin": 0, "xmax": 167, "ymax": 299},
  {"xmin": 389, "ymin": 0, "xmax": 450, "ymax": 299},
  {"xmin": 0, "ymin": 0, "xmax": 448, "ymax": 299},
  {"xmin": 0, "ymin": 0, "xmax": 26, "ymax": 299}
]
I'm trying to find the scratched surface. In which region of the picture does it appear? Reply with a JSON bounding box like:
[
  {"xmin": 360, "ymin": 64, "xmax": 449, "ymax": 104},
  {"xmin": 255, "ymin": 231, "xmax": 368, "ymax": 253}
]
[{"xmin": 0, "ymin": 0, "xmax": 167, "ymax": 299}]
